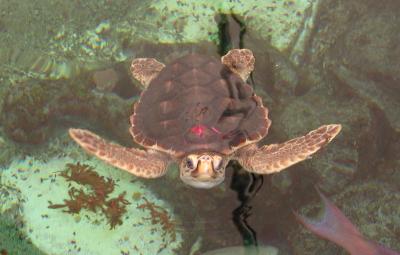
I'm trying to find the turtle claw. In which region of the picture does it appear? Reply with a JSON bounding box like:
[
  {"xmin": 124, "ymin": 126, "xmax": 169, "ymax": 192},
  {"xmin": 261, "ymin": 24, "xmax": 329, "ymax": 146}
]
[
  {"xmin": 236, "ymin": 124, "xmax": 342, "ymax": 174},
  {"xmin": 69, "ymin": 128, "xmax": 169, "ymax": 178}
]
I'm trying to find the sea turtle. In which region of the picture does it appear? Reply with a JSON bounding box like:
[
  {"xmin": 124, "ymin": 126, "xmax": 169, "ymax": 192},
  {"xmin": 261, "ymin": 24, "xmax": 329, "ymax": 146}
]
[{"xmin": 69, "ymin": 49, "xmax": 341, "ymax": 189}]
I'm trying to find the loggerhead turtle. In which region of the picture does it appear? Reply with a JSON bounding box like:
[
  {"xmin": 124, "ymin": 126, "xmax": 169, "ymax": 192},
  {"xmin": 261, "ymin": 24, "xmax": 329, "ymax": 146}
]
[{"xmin": 69, "ymin": 49, "xmax": 341, "ymax": 189}]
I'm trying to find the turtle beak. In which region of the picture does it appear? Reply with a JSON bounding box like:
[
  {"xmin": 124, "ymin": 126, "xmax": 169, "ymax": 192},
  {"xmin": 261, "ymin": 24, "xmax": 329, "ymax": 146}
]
[{"xmin": 192, "ymin": 155, "xmax": 216, "ymax": 179}]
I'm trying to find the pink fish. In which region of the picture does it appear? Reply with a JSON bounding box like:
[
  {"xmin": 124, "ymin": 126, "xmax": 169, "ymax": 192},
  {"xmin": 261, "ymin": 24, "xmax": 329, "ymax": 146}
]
[{"xmin": 294, "ymin": 189, "xmax": 400, "ymax": 255}]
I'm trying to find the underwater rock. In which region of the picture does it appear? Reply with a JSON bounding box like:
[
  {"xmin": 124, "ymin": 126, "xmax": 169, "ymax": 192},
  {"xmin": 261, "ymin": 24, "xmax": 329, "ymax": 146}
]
[
  {"xmin": 324, "ymin": 4, "xmax": 400, "ymax": 131},
  {"xmin": 275, "ymin": 89, "xmax": 384, "ymax": 193},
  {"xmin": 92, "ymin": 68, "xmax": 120, "ymax": 92},
  {"xmin": 0, "ymin": 214, "xmax": 45, "ymax": 255},
  {"xmin": 0, "ymin": 1, "xmax": 128, "ymax": 82},
  {"xmin": 0, "ymin": 131, "xmax": 20, "ymax": 167},
  {"xmin": 284, "ymin": 0, "xmax": 385, "ymax": 98},
  {"xmin": 139, "ymin": 0, "xmax": 315, "ymax": 51},
  {"xmin": 327, "ymin": 64, "xmax": 400, "ymax": 132},
  {"xmin": 0, "ymin": 156, "xmax": 183, "ymax": 255},
  {"xmin": 286, "ymin": 0, "xmax": 400, "ymax": 131},
  {"xmin": 199, "ymin": 245, "xmax": 279, "ymax": 255},
  {"xmin": 291, "ymin": 0, "xmax": 361, "ymax": 67},
  {"xmin": 1, "ymin": 81, "xmax": 54, "ymax": 144},
  {"xmin": 374, "ymin": 133, "xmax": 400, "ymax": 188},
  {"xmin": 1, "ymin": 76, "xmax": 132, "ymax": 144},
  {"xmin": 0, "ymin": 0, "xmax": 316, "ymax": 83},
  {"xmin": 328, "ymin": 4, "xmax": 400, "ymax": 85},
  {"xmin": 0, "ymin": 186, "xmax": 21, "ymax": 219},
  {"xmin": 243, "ymin": 32, "xmax": 299, "ymax": 98},
  {"xmin": 288, "ymin": 181, "xmax": 400, "ymax": 254}
]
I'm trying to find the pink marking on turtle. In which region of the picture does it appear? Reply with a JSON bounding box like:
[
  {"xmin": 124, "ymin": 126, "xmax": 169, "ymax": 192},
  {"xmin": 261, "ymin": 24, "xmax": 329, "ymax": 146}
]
[
  {"xmin": 190, "ymin": 125, "xmax": 224, "ymax": 138},
  {"xmin": 190, "ymin": 125, "xmax": 207, "ymax": 137},
  {"xmin": 211, "ymin": 126, "xmax": 223, "ymax": 135}
]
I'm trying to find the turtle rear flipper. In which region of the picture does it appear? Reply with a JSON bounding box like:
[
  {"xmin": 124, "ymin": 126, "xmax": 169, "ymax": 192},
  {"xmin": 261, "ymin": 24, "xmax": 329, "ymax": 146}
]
[
  {"xmin": 69, "ymin": 129, "xmax": 170, "ymax": 178},
  {"xmin": 222, "ymin": 49, "xmax": 255, "ymax": 81},
  {"xmin": 130, "ymin": 58, "xmax": 165, "ymax": 88},
  {"xmin": 236, "ymin": 124, "xmax": 342, "ymax": 174}
]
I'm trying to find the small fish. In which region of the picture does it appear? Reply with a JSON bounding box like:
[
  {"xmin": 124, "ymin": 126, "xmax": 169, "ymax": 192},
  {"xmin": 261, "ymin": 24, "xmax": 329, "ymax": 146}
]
[{"xmin": 294, "ymin": 189, "xmax": 400, "ymax": 255}]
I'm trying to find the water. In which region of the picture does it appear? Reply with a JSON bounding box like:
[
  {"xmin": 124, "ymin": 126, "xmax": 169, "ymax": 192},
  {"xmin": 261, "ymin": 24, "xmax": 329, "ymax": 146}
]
[{"xmin": 0, "ymin": 1, "xmax": 399, "ymax": 254}]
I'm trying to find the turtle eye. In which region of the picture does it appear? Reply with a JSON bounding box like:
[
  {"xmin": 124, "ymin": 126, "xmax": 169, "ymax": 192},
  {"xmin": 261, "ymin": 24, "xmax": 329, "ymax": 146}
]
[
  {"xmin": 185, "ymin": 158, "xmax": 195, "ymax": 169},
  {"xmin": 213, "ymin": 158, "xmax": 224, "ymax": 171}
]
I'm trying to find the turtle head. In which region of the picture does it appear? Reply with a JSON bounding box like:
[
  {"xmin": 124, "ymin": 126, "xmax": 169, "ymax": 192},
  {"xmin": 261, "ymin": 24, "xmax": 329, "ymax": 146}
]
[{"xmin": 179, "ymin": 152, "xmax": 228, "ymax": 189}]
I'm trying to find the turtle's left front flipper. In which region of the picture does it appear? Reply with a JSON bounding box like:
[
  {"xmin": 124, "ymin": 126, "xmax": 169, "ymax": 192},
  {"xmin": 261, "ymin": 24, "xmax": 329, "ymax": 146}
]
[
  {"xmin": 236, "ymin": 124, "xmax": 341, "ymax": 174},
  {"xmin": 69, "ymin": 129, "xmax": 170, "ymax": 178}
]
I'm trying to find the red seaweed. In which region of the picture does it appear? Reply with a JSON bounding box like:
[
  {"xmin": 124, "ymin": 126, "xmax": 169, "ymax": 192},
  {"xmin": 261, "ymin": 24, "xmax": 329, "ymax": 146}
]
[
  {"xmin": 137, "ymin": 197, "xmax": 176, "ymax": 242},
  {"xmin": 102, "ymin": 192, "xmax": 130, "ymax": 229},
  {"xmin": 49, "ymin": 162, "xmax": 130, "ymax": 229}
]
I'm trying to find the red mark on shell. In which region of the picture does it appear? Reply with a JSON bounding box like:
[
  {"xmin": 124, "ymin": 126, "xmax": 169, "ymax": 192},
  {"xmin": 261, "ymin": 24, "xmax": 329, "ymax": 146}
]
[
  {"xmin": 190, "ymin": 125, "xmax": 222, "ymax": 138},
  {"xmin": 211, "ymin": 127, "xmax": 222, "ymax": 134},
  {"xmin": 190, "ymin": 125, "xmax": 207, "ymax": 137}
]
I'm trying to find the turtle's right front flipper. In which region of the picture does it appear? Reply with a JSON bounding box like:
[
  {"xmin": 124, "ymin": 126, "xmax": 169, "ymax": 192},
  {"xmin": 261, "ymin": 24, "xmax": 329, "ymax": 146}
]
[{"xmin": 69, "ymin": 129, "xmax": 170, "ymax": 178}]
